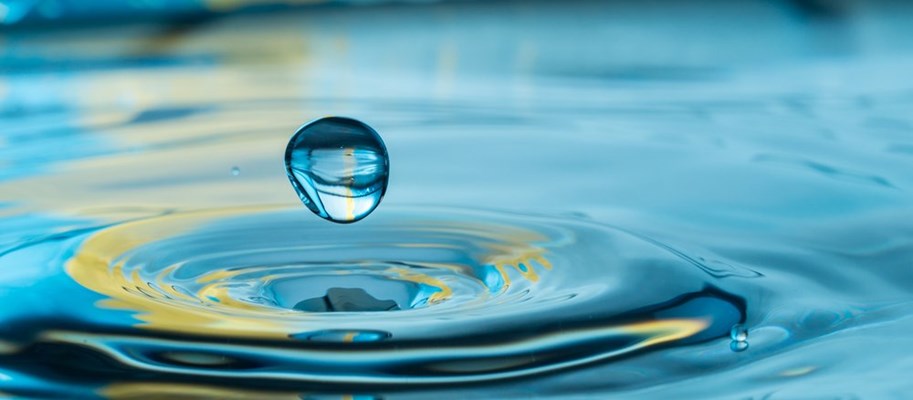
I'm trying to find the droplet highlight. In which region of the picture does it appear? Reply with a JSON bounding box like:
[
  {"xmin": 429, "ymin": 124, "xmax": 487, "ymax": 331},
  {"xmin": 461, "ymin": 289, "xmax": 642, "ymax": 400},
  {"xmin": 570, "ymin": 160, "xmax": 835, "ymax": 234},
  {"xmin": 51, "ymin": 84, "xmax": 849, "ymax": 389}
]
[
  {"xmin": 284, "ymin": 116, "xmax": 389, "ymax": 223},
  {"xmin": 231, "ymin": 166, "xmax": 240, "ymax": 176},
  {"xmin": 730, "ymin": 324, "xmax": 748, "ymax": 342}
]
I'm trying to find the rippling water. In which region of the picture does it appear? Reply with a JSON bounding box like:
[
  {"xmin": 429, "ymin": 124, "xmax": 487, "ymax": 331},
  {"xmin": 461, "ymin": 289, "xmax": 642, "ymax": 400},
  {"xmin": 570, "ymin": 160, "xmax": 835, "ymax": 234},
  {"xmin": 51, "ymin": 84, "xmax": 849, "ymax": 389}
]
[{"xmin": 2, "ymin": 0, "xmax": 913, "ymax": 398}]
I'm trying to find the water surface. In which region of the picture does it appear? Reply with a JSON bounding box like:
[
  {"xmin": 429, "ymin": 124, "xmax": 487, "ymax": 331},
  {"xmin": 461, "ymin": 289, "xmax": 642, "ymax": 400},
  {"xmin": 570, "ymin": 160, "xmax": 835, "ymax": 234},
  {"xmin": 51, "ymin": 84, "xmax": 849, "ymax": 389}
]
[{"xmin": 2, "ymin": 1, "xmax": 913, "ymax": 398}]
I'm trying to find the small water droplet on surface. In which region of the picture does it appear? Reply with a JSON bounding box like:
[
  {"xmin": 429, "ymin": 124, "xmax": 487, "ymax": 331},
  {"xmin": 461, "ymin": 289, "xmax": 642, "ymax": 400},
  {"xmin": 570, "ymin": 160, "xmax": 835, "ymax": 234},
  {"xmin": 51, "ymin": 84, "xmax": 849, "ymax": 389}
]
[
  {"xmin": 231, "ymin": 166, "xmax": 240, "ymax": 176},
  {"xmin": 730, "ymin": 324, "xmax": 748, "ymax": 342},
  {"xmin": 729, "ymin": 323, "xmax": 749, "ymax": 352},
  {"xmin": 285, "ymin": 116, "xmax": 389, "ymax": 223}
]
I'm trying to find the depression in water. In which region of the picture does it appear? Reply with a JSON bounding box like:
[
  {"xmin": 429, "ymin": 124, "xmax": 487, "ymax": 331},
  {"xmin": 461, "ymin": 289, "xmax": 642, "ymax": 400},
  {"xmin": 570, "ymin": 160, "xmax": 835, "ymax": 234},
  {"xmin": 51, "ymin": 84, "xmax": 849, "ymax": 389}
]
[{"xmin": 284, "ymin": 116, "xmax": 390, "ymax": 223}]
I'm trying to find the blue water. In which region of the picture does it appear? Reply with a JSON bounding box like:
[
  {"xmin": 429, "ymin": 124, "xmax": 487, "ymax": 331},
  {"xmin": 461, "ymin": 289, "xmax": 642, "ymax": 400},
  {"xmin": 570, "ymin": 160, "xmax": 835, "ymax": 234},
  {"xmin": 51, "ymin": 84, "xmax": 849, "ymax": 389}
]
[{"xmin": 2, "ymin": 0, "xmax": 913, "ymax": 398}]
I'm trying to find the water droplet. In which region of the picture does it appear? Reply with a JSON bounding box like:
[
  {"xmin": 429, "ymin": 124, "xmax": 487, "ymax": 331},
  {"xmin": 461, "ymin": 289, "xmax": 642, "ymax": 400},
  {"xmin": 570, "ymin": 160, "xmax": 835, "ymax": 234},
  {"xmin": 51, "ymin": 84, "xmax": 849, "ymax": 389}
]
[
  {"xmin": 230, "ymin": 166, "xmax": 240, "ymax": 176},
  {"xmin": 730, "ymin": 324, "xmax": 748, "ymax": 342},
  {"xmin": 285, "ymin": 117, "xmax": 389, "ymax": 223},
  {"xmin": 728, "ymin": 324, "xmax": 750, "ymax": 352}
]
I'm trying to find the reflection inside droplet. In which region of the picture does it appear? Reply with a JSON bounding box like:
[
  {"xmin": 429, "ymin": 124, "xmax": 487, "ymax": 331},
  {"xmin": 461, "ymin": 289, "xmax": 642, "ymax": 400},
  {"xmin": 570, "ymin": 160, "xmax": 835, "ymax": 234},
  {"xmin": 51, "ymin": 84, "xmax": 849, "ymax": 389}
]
[{"xmin": 284, "ymin": 117, "xmax": 389, "ymax": 223}]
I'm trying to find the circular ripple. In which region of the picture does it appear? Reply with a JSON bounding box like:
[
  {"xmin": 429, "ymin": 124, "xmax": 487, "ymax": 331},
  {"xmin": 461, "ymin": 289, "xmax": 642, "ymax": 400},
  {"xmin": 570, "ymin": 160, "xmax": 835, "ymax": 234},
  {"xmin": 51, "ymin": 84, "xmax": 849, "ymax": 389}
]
[{"xmin": 61, "ymin": 206, "xmax": 744, "ymax": 384}]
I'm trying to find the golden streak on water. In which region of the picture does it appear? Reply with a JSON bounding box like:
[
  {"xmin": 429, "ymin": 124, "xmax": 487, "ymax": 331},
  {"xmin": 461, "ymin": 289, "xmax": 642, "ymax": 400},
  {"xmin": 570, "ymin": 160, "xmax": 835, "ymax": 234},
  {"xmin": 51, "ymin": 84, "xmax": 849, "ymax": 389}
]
[
  {"xmin": 391, "ymin": 267, "xmax": 452, "ymax": 303},
  {"xmin": 405, "ymin": 220, "xmax": 554, "ymax": 288},
  {"xmin": 622, "ymin": 319, "xmax": 710, "ymax": 348},
  {"xmin": 204, "ymin": 0, "xmax": 327, "ymax": 13},
  {"xmin": 102, "ymin": 382, "xmax": 301, "ymax": 400},
  {"xmin": 0, "ymin": 340, "xmax": 20, "ymax": 355},
  {"xmin": 780, "ymin": 366, "xmax": 817, "ymax": 377},
  {"xmin": 345, "ymin": 146, "xmax": 356, "ymax": 221},
  {"xmin": 66, "ymin": 207, "xmax": 290, "ymax": 339}
]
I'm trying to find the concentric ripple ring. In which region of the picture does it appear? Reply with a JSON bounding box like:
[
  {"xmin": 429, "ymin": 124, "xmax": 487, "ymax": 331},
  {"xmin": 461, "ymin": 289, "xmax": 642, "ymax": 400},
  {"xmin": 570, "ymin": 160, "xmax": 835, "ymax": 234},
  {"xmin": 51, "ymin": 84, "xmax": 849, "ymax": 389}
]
[{"xmin": 59, "ymin": 206, "xmax": 744, "ymax": 384}]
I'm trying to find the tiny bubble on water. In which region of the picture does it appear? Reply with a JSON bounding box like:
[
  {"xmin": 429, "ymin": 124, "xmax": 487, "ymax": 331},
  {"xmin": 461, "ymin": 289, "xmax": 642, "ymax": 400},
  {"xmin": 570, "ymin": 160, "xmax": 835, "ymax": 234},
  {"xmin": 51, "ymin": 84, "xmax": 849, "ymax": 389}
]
[
  {"xmin": 285, "ymin": 116, "xmax": 389, "ymax": 223},
  {"xmin": 730, "ymin": 324, "xmax": 748, "ymax": 342},
  {"xmin": 231, "ymin": 166, "xmax": 240, "ymax": 176},
  {"xmin": 730, "ymin": 340, "xmax": 749, "ymax": 352}
]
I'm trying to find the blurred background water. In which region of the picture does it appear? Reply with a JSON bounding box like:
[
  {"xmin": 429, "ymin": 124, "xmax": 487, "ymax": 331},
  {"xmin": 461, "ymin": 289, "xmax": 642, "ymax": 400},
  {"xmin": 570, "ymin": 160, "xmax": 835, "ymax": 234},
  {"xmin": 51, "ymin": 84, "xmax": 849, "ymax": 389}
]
[{"xmin": 2, "ymin": 0, "xmax": 913, "ymax": 398}]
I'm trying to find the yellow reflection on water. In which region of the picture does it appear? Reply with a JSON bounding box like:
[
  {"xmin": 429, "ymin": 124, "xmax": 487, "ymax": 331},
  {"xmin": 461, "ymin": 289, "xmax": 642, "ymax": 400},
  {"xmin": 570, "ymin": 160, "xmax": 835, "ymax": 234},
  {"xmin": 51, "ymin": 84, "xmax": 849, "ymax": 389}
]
[
  {"xmin": 103, "ymin": 382, "xmax": 301, "ymax": 400},
  {"xmin": 622, "ymin": 318, "xmax": 709, "ymax": 348},
  {"xmin": 205, "ymin": 0, "xmax": 327, "ymax": 13},
  {"xmin": 66, "ymin": 207, "xmax": 556, "ymax": 339},
  {"xmin": 66, "ymin": 207, "xmax": 290, "ymax": 339}
]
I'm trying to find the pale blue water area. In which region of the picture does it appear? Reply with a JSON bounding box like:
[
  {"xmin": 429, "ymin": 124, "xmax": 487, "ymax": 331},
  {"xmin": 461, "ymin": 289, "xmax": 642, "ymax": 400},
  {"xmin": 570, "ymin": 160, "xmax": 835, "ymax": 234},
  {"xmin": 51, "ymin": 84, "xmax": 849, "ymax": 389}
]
[{"xmin": 2, "ymin": 0, "xmax": 913, "ymax": 398}]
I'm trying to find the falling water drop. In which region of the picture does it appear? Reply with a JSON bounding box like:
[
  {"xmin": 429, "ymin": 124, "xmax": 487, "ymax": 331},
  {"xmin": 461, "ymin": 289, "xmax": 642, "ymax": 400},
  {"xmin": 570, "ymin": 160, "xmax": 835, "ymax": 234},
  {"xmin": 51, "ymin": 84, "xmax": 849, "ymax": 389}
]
[
  {"xmin": 285, "ymin": 117, "xmax": 389, "ymax": 223},
  {"xmin": 231, "ymin": 166, "xmax": 240, "ymax": 176}
]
